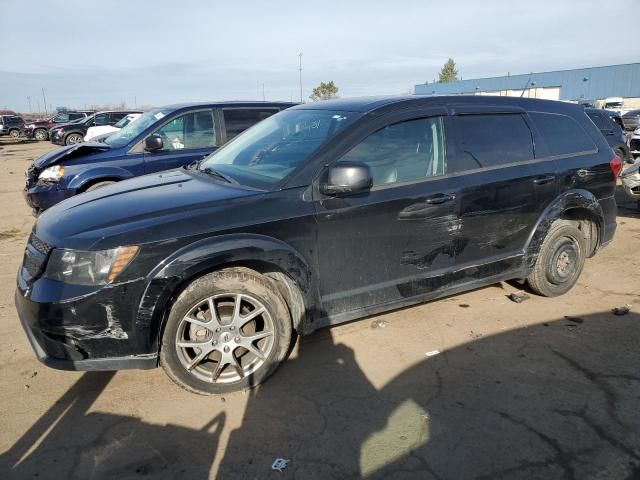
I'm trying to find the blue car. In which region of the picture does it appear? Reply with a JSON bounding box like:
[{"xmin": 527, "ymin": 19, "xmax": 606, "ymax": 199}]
[{"xmin": 23, "ymin": 101, "xmax": 295, "ymax": 213}]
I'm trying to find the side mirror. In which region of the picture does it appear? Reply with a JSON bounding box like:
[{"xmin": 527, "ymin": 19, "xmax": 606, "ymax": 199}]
[
  {"xmin": 144, "ymin": 134, "xmax": 163, "ymax": 152},
  {"xmin": 320, "ymin": 161, "xmax": 373, "ymax": 196}
]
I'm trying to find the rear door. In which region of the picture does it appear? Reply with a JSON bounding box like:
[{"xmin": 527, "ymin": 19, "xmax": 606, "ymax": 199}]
[
  {"xmin": 221, "ymin": 108, "xmax": 281, "ymax": 143},
  {"xmin": 448, "ymin": 108, "xmax": 558, "ymax": 278},
  {"xmin": 143, "ymin": 109, "xmax": 218, "ymax": 173}
]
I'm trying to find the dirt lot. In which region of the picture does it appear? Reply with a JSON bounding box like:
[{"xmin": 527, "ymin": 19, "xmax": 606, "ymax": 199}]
[{"xmin": 0, "ymin": 138, "xmax": 639, "ymax": 479}]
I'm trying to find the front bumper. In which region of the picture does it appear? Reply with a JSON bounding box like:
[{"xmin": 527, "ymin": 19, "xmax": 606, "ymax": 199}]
[
  {"xmin": 23, "ymin": 182, "xmax": 78, "ymax": 213},
  {"xmin": 15, "ymin": 269, "xmax": 157, "ymax": 371},
  {"xmin": 621, "ymin": 171, "xmax": 640, "ymax": 200},
  {"xmin": 50, "ymin": 130, "xmax": 65, "ymax": 145}
]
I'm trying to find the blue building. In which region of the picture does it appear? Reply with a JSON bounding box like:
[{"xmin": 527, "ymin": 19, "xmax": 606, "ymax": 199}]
[{"xmin": 414, "ymin": 63, "xmax": 640, "ymax": 106}]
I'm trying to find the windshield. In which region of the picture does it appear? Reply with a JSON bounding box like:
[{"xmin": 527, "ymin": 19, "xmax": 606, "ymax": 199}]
[
  {"xmin": 114, "ymin": 114, "xmax": 139, "ymax": 128},
  {"xmin": 198, "ymin": 109, "xmax": 358, "ymax": 188},
  {"xmin": 106, "ymin": 109, "xmax": 172, "ymax": 148}
]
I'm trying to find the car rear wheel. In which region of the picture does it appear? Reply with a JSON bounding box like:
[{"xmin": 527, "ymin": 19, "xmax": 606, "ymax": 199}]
[
  {"xmin": 526, "ymin": 220, "xmax": 587, "ymax": 297},
  {"xmin": 85, "ymin": 181, "xmax": 116, "ymax": 192},
  {"xmin": 34, "ymin": 129, "xmax": 48, "ymax": 141},
  {"xmin": 9, "ymin": 129, "xmax": 20, "ymax": 139},
  {"xmin": 160, "ymin": 268, "xmax": 293, "ymax": 395},
  {"xmin": 65, "ymin": 133, "xmax": 83, "ymax": 145}
]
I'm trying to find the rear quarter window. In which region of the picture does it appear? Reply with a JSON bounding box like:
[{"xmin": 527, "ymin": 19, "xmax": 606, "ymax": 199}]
[
  {"xmin": 530, "ymin": 112, "xmax": 596, "ymax": 156},
  {"xmin": 587, "ymin": 113, "xmax": 611, "ymax": 131}
]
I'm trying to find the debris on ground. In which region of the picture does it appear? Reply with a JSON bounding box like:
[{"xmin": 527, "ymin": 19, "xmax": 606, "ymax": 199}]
[
  {"xmin": 613, "ymin": 304, "xmax": 632, "ymax": 316},
  {"xmin": 459, "ymin": 304, "xmax": 470, "ymax": 308},
  {"xmin": 507, "ymin": 292, "xmax": 530, "ymax": 303},
  {"xmin": 420, "ymin": 412, "xmax": 431, "ymax": 420},
  {"xmin": 470, "ymin": 330, "xmax": 483, "ymax": 339},
  {"xmin": 24, "ymin": 384, "xmax": 29, "ymax": 390},
  {"xmin": 425, "ymin": 350, "xmax": 440, "ymax": 357},
  {"xmin": 564, "ymin": 316, "xmax": 584, "ymax": 324},
  {"xmin": 370, "ymin": 319, "xmax": 389, "ymax": 330},
  {"xmin": 271, "ymin": 458, "xmax": 290, "ymax": 472}
]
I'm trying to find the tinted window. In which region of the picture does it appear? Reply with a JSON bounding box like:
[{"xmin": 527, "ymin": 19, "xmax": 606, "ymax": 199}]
[
  {"xmin": 109, "ymin": 113, "xmax": 127, "ymax": 123},
  {"xmin": 453, "ymin": 114, "xmax": 533, "ymax": 170},
  {"xmin": 587, "ymin": 113, "xmax": 611, "ymax": 131},
  {"xmin": 530, "ymin": 112, "xmax": 595, "ymax": 156},
  {"xmin": 154, "ymin": 110, "xmax": 216, "ymax": 151},
  {"xmin": 93, "ymin": 113, "xmax": 109, "ymax": 126},
  {"xmin": 341, "ymin": 117, "xmax": 446, "ymax": 186},
  {"xmin": 223, "ymin": 109, "xmax": 280, "ymax": 140}
]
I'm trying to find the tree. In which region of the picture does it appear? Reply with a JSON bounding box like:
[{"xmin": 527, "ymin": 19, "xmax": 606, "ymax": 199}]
[
  {"xmin": 438, "ymin": 58, "xmax": 459, "ymax": 83},
  {"xmin": 309, "ymin": 81, "xmax": 339, "ymax": 101}
]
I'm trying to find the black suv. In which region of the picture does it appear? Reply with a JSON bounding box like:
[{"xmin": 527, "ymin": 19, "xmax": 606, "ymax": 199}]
[
  {"xmin": 15, "ymin": 96, "xmax": 619, "ymax": 395},
  {"xmin": 49, "ymin": 111, "xmax": 142, "ymax": 145},
  {"xmin": 0, "ymin": 115, "xmax": 25, "ymax": 138},
  {"xmin": 585, "ymin": 108, "xmax": 632, "ymax": 164}
]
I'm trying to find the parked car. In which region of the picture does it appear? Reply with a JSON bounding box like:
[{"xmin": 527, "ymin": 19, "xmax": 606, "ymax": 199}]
[
  {"xmin": 16, "ymin": 96, "xmax": 619, "ymax": 395},
  {"xmin": 585, "ymin": 108, "xmax": 632, "ymax": 164},
  {"xmin": 621, "ymin": 160, "xmax": 640, "ymax": 208},
  {"xmin": 49, "ymin": 110, "xmax": 142, "ymax": 146},
  {"xmin": 629, "ymin": 126, "xmax": 640, "ymax": 158},
  {"xmin": 84, "ymin": 113, "xmax": 142, "ymax": 141},
  {"xmin": 0, "ymin": 115, "xmax": 25, "ymax": 138},
  {"xmin": 24, "ymin": 102, "xmax": 295, "ymax": 213},
  {"xmin": 621, "ymin": 109, "xmax": 640, "ymax": 132},
  {"xmin": 25, "ymin": 111, "xmax": 94, "ymax": 141}
]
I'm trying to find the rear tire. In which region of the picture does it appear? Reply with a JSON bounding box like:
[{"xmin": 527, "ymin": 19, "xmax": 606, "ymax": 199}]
[
  {"xmin": 85, "ymin": 181, "xmax": 116, "ymax": 192},
  {"xmin": 65, "ymin": 133, "xmax": 83, "ymax": 145},
  {"xmin": 526, "ymin": 220, "xmax": 587, "ymax": 297},
  {"xmin": 9, "ymin": 129, "xmax": 19, "ymax": 139},
  {"xmin": 34, "ymin": 129, "xmax": 48, "ymax": 141},
  {"xmin": 160, "ymin": 269, "xmax": 292, "ymax": 395}
]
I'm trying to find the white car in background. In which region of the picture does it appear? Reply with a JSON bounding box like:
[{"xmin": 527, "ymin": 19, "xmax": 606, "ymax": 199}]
[{"xmin": 84, "ymin": 113, "xmax": 142, "ymax": 141}]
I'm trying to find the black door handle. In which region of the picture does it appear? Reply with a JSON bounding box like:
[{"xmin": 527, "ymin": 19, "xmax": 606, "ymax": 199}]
[
  {"xmin": 425, "ymin": 194, "xmax": 456, "ymax": 205},
  {"xmin": 532, "ymin": 175, "xmax": 555, "ymax": 185}
]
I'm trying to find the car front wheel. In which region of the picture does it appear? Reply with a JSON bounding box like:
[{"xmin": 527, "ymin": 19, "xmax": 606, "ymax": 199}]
[
  {"xmin": 526, "ymin": 220, "xmax": 587, "ymax": 297},
  {"xmin": 34, "ymin": 129, "xmax": 48, "ymax": 141},
  {"xmin": 9, "ymin": 129, "xmax": 20, "ymax": 139},
  {"xmin": 65, "ymin": 133, "xmax": 83, "ymax": 145},
  {"xmin": 160, "ymin": 268, "xmax": 293, "ymax": 395}
]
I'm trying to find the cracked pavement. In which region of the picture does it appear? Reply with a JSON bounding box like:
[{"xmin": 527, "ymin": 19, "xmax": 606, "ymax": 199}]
[{"xmin": 1, "ymin": 141, "xmax": 639, "ymax": 479}]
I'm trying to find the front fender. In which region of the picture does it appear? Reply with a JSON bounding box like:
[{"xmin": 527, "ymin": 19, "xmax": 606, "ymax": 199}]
[
  {"xmin": 67, "ymin": 166, "xmax": 134, "ymax": 190},
  {"xmin": 137, "ymin": 233, "xmax": 316, "ymax": 348},
  {"xmin": 523, "ymin": 189, "xmax": 604, "ymax": 268}
]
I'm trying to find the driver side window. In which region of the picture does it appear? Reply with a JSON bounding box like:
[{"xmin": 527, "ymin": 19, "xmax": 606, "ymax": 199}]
[
  {"xmin": 154, "ymin": 111, "xmax": 216, "ymax": 152},
  {"xmin": 341, "ymin": 117, "xmax": 446, "ymax": 186}
]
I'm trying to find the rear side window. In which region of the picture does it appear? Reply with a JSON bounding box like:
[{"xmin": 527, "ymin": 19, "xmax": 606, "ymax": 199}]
[
  {"xmin": 453, "ymin": 114, "xmax": 534, "ymax": 169},
  {"xmin": 587, "ymin": 112, "xmax": 612, "ymax": 131},
  {"xmin": 530, "ymin": 112, "xmax": 595, "ymax": 156},
  {"xmin": 223, "ymin": 109, "xmax": 280, "ymax": 141}
]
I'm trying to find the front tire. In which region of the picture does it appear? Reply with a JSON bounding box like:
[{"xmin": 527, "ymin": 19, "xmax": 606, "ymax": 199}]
[
  {"xmin": 9, "ymin": 129, "xmax": 20, "ymax": 139},
  {"xmin": 526, "ymin": 220, "xmax": 587, "ymax": 297},
  {"xmin": 160, "ymin": 269, "xmax": 292, "ymax": 395},
  {"xmin": 65, "ymin": 133, "xmax": 83, "ymax": 145},
  {"xmin": 34, "ymin": 129, "xmax": 48, "ymax": 141}
]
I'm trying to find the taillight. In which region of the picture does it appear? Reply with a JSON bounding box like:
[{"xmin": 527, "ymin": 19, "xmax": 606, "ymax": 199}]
[{"xmin": 610, "ymin": 155, "xmax": 622, "ymax": 177}]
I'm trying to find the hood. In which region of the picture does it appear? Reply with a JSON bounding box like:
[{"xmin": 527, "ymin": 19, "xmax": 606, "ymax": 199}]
[
  {"xmin": 35, "ymin": 169, "xmax": 262, "ymax": 249},
  {"xmin": 32, "ymin": 142, "xmax": 111, "ymax": 169}
]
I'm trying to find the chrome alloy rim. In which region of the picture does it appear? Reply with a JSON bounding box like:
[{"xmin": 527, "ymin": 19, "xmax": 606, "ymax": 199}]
[{"xmin": 175, "ymin": 293, "xmax": 275, "ymax": 384}]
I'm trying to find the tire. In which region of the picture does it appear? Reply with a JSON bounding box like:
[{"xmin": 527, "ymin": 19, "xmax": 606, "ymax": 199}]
[
  {"xmin": 9, "ymin": 129, "xmax": 19, "ymax": 139},
  {"xmin": 65, "ymin": 133, "xmax": 83, "ymax": 145},
  {"xmin": 34, "ymin": 129, "xmax": 48, "ymax": 141},
  {"xmin": 85, "ymin": 181, "xmax": 116, "ymax": 192},
  {"xmin": 160, "ymin": 268, "xmax": 292, "ymax": 395},
  {"xmin": 526, "ymin": 220, "xmax": 587, "ymax": 297}
]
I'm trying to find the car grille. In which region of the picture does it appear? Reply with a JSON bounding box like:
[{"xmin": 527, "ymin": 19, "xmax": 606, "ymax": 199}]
[{"xmin": 22, "ymin": 234, "xmax": 53, "ymax": 280}]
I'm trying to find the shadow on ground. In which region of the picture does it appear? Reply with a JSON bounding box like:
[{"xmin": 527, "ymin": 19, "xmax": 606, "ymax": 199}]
[{"xmin": 2, "ymin": 311, "xmax": 640, "ymax": 479}]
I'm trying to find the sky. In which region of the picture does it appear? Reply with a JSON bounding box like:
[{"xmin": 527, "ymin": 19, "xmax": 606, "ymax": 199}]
[{"xmin": 0, "ymin": 0, "xmax": 638, "ymax": 112}]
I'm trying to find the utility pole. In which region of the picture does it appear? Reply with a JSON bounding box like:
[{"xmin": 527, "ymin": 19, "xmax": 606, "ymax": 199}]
[
  {"xmin": 298, "ymin": 52, "xmax": 303, "ymax": 103},
  {"xmin": 36, "ymin": 100, "xmax": 41, "ymax": 116},
  {"xmin": 27, "ymin": 96, "xmax": 32, "ymax": 114},
  {"xmin": 262, "ymin": 83, "xmax": 265, "ymax": 101},
  {"xmin": 41, "ymin": 88, "xmax": 48, "ymax": 116}
]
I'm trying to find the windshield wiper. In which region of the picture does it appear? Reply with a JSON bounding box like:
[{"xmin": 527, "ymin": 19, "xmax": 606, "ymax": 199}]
[{"xmin": 201, "ymin": 166, "xmax": 238, "ymax": 184}]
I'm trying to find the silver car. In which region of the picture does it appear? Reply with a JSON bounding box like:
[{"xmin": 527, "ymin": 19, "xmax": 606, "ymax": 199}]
[{"xmin": 621, "ymin": 160, "xmax": 640, "ymax": 208}]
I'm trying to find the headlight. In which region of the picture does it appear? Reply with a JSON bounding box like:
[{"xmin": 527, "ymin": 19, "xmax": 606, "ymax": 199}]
[
  {"xmin": 38, "ymin": 165, "xmax": 65, "ymax": 182},
  {"xmin": 44, "ymin": 246, "xmax": 139, "ymax": 285},
  {"xmin": 26, "ymin": 124, "xmax": 35, "ymax": 129}
]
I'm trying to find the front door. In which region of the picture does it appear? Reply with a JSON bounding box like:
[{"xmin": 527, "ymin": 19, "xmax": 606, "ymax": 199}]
[
  {"xmin": 314, "ymin": 112, "xmax": 464, "ymax": 320},
  {"xmin": 143, "ymin": 109, "xmax": 218, "ymax": 173}
]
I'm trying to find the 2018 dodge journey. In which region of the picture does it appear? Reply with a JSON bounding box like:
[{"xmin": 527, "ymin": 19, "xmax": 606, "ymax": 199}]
[{"xmin": 15, "ymin": 96, "xmax": 620, "ymax": 395}]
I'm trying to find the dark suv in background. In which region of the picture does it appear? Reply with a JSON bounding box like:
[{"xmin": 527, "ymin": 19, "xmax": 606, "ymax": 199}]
[
  {"xmin": 16, "ymin": 96, "xmax": 619, "ymax": 395},
  {"xmin": 24, "ymin": 101, "xmax": 295, "ymax": 212},
  {"xmin": 586, "ymin": 108, "xmax": 632, "ymax": 164},
  {"xmin": 0, "ymin": 115, "xmax": 25, "ymax": 139},
  {"xmin": 25, "ymin": 111, "xmax": 94, "ymax": 141},
  {"xmin": 49, "ymin": 110, "xmax": 142, "ymax": 146}
]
